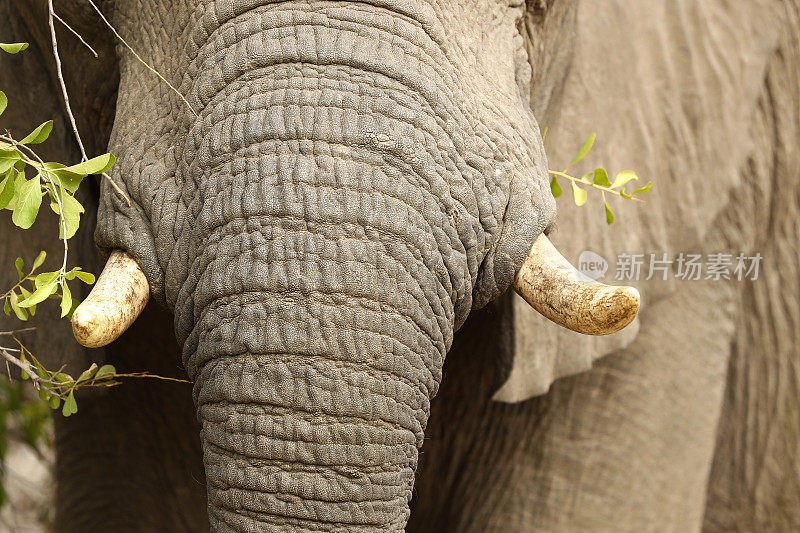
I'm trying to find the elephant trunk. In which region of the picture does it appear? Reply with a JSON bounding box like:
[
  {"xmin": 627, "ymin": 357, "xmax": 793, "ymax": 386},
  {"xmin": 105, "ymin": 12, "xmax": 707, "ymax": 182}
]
[
  {"xmin": 182, "ymin": 216, "xmax": 449, "ymax": 530},
  {"xmin": 172, "ymin": 54, "xmax": 458, "ymax": 521}
]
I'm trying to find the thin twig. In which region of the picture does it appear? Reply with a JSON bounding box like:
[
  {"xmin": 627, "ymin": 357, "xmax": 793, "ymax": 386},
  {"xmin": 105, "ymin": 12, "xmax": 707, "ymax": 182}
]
[
  {"xmin": 85, "ymin": 0, "xmax": 198, "ymax": 117},
  {"xmin": 53, "ymin": 12, "xmax": 98, "ymax": 57},
  {"xmin": 47, "ymin": 3, "xmax": 129, "ymax": 203},
  {"xmin": 102, "ymin": 170, "xmax": 130, "ymax": 204},
  {"xmin": 549, "ymin": 169, "xmax": 647, "ymax": 203},
  {"xmin": 0, "ymin": 346, "xmax": 62, "ymax": 393},
  {"xmin": 0, "ymin": 328, "xmax": 36, "ymax": 337},
  {"xmin": 47, "ymin": 0, "xmax": 87, "ymax": 161},
  {"xmin": 46, "ymin": 2, "xmax": 85, "ymax": 272}
]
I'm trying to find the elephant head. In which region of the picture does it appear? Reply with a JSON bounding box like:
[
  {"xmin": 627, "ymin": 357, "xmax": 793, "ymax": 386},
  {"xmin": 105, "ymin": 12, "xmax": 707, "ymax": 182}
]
[{"xmin": 69, "ymin": 0, "xmax": 637, "ymax": 529}]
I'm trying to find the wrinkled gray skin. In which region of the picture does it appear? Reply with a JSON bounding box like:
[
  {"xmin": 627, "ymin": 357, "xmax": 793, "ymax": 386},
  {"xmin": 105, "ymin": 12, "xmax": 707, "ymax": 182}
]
[{"xmin": 1, "ymin": 0, "xmax": 799, "ymax": 531}]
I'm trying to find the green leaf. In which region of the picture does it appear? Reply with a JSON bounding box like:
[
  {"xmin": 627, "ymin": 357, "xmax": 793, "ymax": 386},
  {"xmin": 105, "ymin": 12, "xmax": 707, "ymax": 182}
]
[
  {"xmin": 31, "ymin": 358, "xmax": 49, "ymax": 381},
  {"xmin": 64, "ymin": 267, "xmax": 80, "ymax": 280},
  {"xmin": 55, "ymin": 190, "xmax": 84, "ymax": 239},
  {"xmin": 0, "ymin": 171, "xmax": 17, "ymax": 209},
  {"xmin": 550, "ymin": 175, "xmax": 562, "ymax": 198},
  {"xmin": 77, "ymin": 363, "xmax": 99, "ymax": 384},
  {"xmin": 592, "ymin": 168, "xmax": 612, "ymax": 186},
  {"xmin": 38, "ymin": 387, "xmax": 51, "ymax": 402},
  {"xmin": 19, "ymin": 288, "xmax": 37, "ymax": 315},
  {"xmin": 74, "ymin": 270, "xmax": 95, "ymax": 285},
  {"xmin": 619, "ymin": 189, "xmax": 633, "ymax": 199},
  {"xmin": 14, "ymin": 257, "xmax": 24, "ymax": 280},
  {"xmin": 18, "ymin": 280, "xmax": 58, "ymax": 308},
  {"xmin": 0, "ymin": 91, "xmax": 6, "ymax": 117},
  {"xmin": 35, "ymin": 271, "xmax": 59, "ymax": 289},
  {"xmin": 5, "ymin": 169, "xmax": 26, "ymax": 211},
  {"xmin": 3, "ymin": 298, "xmax": 10, "ymax": 316},
  {"xmin": 62, "ymin": 391, "xmax": 78, "ymax": 417},
  {"xmin": 611, "ymin": 170, "xmax": 638, "ymax": 189},
  {"xmin": 9, "ymin": 292, "xmax": 27, "ymax": 320},
  {"xmin": 45, "ymin": 163, "xmax": 84, "ymax": 194},
  {"xmin": 634, "ymin": 181, "xmax": 652, "ymax": 195},
  {"xmin": 571, "ymin": 181, "xmax": 588, "ymax": 206},
  {"xmin": 567, "ymin": 133, "xmax": 595, "ymax": 170},
  {"xmin": 49, "ymin": 395, "xmax": 61, "ymax": 409},
  {"xmin": 65, "ymin": 153, "xmax": 116, "ymax": 176},
  {"xmin": 0, "ymin": 151, "xmax": 20, "ymax": 174},
  {"xmin": 19, "ymin": 121, "xmax": 53, "ymax": 145},
  {"xmin": 66, "ymin": 296, "xmax": 80, "ymax": 320},
  {"xmin": 0, "ymin": 42, "xmax": 29, "ymax": 54},
  {"xmin": 53, "ymin": 373, "xmax": 71, "ymax": 383},
  {"xmin": 540, "ymin": 127, "xmax": 548, "ymax": 141},
  {"xmin": 11, "ymin": 174, "xmax": 42, "ymax": 229},
  {"xmin": 31, "ymin": 250, "xmax": 46, "ymax": 271},
  {"xmin": 60, "ymin": 281, "xmax": 72, "ymax": 318},
  {"xmin": 604, "ymin": 200, "xmax": 615, "ymax": 225},
  {"xmin": 95, "ymin": 365, "xmax": 117, "ymax": 381}
]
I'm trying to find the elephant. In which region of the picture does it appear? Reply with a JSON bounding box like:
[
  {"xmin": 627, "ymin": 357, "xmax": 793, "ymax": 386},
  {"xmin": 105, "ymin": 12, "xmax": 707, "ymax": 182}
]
[{"xmin": 1, "ymin": 0, "xmax": 799, "ymax": 531}]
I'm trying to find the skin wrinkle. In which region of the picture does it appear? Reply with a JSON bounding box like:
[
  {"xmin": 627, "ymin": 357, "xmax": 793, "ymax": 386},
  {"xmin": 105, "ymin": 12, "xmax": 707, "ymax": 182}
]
[
  {"xmin": 190, "ymin": 8, "xmax": 451, "ymax": 110},
  {"xmin": 193, "ymin": 336, "xmax": 433, "ymax": 435},
  {"xmin": 187, "ymin": 286, "xmax": 445, "ymax": 387},
  {"xmin": 201, "ymin": 402, "xmax": 417, "ymax": 445},
  {"xmin": 93, "ymin": 1, "xmax": 552, "ymax": 529},
  {"xmin": 180, "ymin": 70, "xmax": 477, "ymax": 318},
  {"xmin": 200, "ymin": 401, "xmax": 419, "ymax": 449},
  {"xmin": 191, "ymin": 76, "xmax": 471, "ymax": 236},
  {"xmin": 192, "ymin": 352, "xmax": 435, "ymax": 435},
  {"xmin": 182, "ymin": 13, "xmax": 536, "ymax": 240},
  {"xmin": 185, "ymin": 217, "xmax": 450, "ymax": 342},
  {"xmin": 187, "ymin": 166, "xmax": 456, "ymax": 298},
  {"xmin": 195, "ymin": 348, "xmax": 433, "ymax": 425},
  {"xmin": 168, "ymin": 6, "xmax": 540, "ymax": 314},
  {"xmin": 181, "ymin": 124, "xmax": 470, "ymax": 309},
  {"xmin": 202, "ymin": 407, "xmax": 416, "ymax": 450},
  {"xmin": 191, "ymin": 297, "xmax": 438, "ymax": 394},
  {"xmin": 183, "ymin": 243, "xmax": 447, "ymax": 363},
  {"xmin": 189, "ymin": 293, "xmax": 440, "ymax": 385}
]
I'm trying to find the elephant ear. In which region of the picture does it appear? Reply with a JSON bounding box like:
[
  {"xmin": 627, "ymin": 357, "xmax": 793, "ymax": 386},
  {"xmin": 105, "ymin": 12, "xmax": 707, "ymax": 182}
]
[
  {"xmin": 494, "ymin": 0, "xmax": 782, "ymax": 402},
  {"xmin": 493, "ymin": 291, "xmax": 640, "ymax": 403},
  {"xmin": 491, "ymin": 3, "xmax": 639, "ymax": 403}
]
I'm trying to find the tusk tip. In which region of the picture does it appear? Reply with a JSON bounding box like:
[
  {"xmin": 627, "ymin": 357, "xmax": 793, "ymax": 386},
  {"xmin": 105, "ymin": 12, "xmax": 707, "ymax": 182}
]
[
  {"xmin": 591, "ymin": 285, "xmax": 640, "ymax": 335},
  {"xmin": 72, "ymin": 304, "xmax": 111, "ymax": 348}
]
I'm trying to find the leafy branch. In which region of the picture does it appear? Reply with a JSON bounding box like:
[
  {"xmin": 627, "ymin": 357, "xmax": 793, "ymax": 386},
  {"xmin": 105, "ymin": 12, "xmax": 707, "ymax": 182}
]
[
  {"xmin": 0, "ymin": 36, "xmax": 192, "ymax": 426},
  {"xmin": 2, "ymin": 252, "xmax": 94, "ymax": 322},
  {"xmin": 0, "ymin": 330, "xmax": 117, "ymax": 416},
  {"xmin": 546, "ymin": 131, "xmax": 652, "ymax": 224},
  {"xmin": 0, "ymin": 96, "xmax": 113, "ymax": 320},
  {"xmin": 1, "ymin": 329, "xmax": 187, "ymax": 418}
]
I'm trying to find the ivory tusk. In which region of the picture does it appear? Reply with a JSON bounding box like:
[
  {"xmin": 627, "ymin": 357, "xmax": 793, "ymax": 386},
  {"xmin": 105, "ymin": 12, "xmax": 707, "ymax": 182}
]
[
  {"xmin": 513, "ymin": 234, "xmax": 640, "ymax": 335},
  {"xmin": 71, "ymin": 250, "xmax": 149, "ymax": 348}
]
